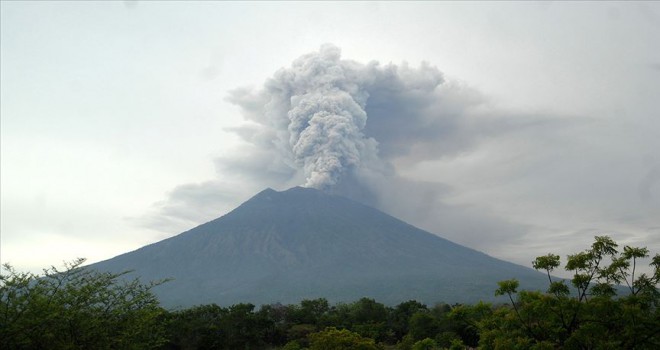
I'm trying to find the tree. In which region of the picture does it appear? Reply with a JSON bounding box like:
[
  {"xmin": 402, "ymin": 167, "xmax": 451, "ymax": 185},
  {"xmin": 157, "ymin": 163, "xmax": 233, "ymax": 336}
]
[
  {"xmin": 480, "ymin": 236, "xmax": 660, "ymax": 349},
  {"xmin": 308, "ymin": 327, "xmax": 381, "ymax": 350},
  {"xmin": 162, "ymin": 304, "xmax": 227, "ymax": 349},
  {"xmin": 447, "ymin": 302, "xmax": 491, "ymax": 348},
  {"xmin": 284, "ymin": 298, "xmax": 331, "ymax": 327},
  {"xmin": 407, "ymin": 312, "xmax": 440, "ymax": 341},
  {"xmin": 389, "ymin": 300, "xmax": 428, "ymax": 340},
  {"xmin": 220, "ymin": 303, "xmax": 274, "ymax": 349},
  {"xmin": 328, "ymin": 298, "xmax": 391, "ymax": 343},
  {"xmin": 411, "ymin": 338, "xmax": 438, "ymax": 350},
  {"xmin": 0, "ymin": 258, "xmax": 167, "ymax": 350}
]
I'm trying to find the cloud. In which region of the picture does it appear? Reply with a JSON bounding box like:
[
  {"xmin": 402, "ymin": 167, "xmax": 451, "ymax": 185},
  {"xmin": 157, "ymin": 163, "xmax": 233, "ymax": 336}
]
[
  {"xmin": 134, "ymin": 180, "xmax": 258, "ymax": 235},
  {"xmin": 639, "ymin": 158, "xmax": 660, "ymax": 202}
]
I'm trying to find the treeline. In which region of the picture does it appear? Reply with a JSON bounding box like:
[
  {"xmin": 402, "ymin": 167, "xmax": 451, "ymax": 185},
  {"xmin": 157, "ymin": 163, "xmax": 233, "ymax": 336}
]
[
  {"xmin": 2, "ymin": 236, "xmax": 659, "ymax": 349},
  {"xmin": 162, "ymin": 297, "xmax": 469, "ymax": 349}
]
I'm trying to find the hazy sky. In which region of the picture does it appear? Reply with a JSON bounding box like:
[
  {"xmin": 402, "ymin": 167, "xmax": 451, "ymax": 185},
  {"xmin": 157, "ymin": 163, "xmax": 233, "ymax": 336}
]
[{"xmin": 2, "ymin": 1, "xmax": 659, "ymax": 275}]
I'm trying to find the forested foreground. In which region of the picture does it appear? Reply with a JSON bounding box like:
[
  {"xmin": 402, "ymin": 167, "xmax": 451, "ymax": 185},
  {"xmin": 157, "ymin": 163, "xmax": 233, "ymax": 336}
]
[{"xmin": 2, "ymin": 236, "xmax": 659, "ymax": 349}]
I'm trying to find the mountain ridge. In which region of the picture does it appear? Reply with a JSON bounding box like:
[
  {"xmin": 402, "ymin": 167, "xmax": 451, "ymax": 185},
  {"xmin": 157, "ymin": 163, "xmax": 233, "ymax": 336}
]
[{"xmin": 89, "ymin": 186, "xmax": 548, "ymax": 308}]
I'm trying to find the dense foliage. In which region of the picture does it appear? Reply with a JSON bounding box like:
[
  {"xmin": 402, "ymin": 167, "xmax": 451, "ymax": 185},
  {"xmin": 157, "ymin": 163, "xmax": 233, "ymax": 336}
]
[
  {"xmin": 480, "ymin": 236, "xmax": 660, "ymax": 349},
  {"xmin": 160, "ymin": 298, "xmax": 466, "ymax": 350},
  {"xmin": 0, "ymin": 258, "xmax": 167, "ymax": 349},
  {"xmin": 2, "ymin": 236, "xmax": 658, "ymax": 349}
]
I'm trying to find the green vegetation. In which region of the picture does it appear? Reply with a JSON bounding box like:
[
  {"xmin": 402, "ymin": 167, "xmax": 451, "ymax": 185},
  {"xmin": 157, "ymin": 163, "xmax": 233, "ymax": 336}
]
[
  {"xmin": 2, "ymin": 236, "xmax": 658, "ymax": 349},
  {"xmin": 480, "ymin": 235, "xmax": 660, "ymax": 349},
  {"xmin": 0, "ymin": 258, "xmax": 167, "ymax": 349}
]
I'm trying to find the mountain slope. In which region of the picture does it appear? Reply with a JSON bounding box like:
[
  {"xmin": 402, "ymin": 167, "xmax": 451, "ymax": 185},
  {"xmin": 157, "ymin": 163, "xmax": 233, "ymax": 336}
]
[{"xmin": 90, "ymin": 187, "xmax": 547, "ymax": 307}]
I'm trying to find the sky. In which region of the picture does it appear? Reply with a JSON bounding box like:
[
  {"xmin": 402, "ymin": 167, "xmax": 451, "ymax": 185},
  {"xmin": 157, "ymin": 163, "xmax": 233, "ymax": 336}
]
[{"xmin": 2, "ymin": 1, "xmax": 659, "ymax": 276}]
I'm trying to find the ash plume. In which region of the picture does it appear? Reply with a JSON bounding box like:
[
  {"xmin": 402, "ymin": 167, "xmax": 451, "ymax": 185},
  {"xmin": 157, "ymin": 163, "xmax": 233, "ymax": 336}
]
[
  {"xmin": 226, "ymin": 44, "xmax": 444, "ymax": 191},
  {"xmin": 285, "ymin": 45, "xmax": 374, "ymax": 188},
  {"xmin": 137, "ymin": 43, "xmax": 659, "ymax": 275},
  {"xmin": 143, "ymin": 44, "xmax": 548, "ymax": 252}
]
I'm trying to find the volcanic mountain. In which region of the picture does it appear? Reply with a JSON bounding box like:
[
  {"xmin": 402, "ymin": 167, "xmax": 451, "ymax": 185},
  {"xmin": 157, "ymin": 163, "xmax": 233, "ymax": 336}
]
[{"xmin": 89, "ymin": 187, "xmax": 547, "ymax": 308}]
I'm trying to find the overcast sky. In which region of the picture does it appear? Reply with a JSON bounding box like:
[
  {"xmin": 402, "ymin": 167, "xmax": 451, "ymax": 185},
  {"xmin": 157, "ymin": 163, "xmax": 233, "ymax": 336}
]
[{"xmin": 2, "ymin": 1, "xmax": 659, "ymax": 276}]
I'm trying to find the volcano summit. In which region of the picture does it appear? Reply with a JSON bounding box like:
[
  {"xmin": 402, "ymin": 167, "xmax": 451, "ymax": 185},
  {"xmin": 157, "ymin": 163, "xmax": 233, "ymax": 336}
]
[{"xmin": 89, "ymin": 187, "xmax": 547, "ymax": 308}]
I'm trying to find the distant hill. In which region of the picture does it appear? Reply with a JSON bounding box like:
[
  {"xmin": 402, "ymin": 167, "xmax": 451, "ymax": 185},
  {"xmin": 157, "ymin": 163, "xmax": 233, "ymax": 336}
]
[{"xmin": 89, "ymin": 187, "xmax": 548, "ymax": 308}]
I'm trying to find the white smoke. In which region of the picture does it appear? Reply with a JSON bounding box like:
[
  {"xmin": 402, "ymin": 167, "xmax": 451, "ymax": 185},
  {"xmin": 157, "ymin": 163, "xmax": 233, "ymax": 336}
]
[
  {"xmin": 227, "ymin": 44, "xmax": 444, "ymax": 190},
  {"xmin": 145, "ymin": 43, "xmax": 512, "ymax": 240}
]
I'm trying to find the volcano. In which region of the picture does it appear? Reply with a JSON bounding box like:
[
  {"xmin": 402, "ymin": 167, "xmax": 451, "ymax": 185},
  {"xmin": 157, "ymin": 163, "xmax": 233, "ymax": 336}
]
[{"xmin": 89, "ymin": 187, "xmax": 547, "ymax": 308}]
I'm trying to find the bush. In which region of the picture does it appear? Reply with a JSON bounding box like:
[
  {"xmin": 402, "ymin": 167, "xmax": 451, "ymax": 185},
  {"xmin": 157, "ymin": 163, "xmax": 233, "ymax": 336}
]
[{"xmin": 0, "ymin": 258, "xmax": 167, "ymax": 350}]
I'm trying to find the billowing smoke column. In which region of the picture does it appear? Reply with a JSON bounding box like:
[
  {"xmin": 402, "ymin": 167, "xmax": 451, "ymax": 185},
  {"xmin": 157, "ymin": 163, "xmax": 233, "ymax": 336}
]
[
  {"xmin": 228, "ymin": 44, "xmax": 445, "ymax": 191},
  {"xmin": 149, "ymin": 44, "xmax": 524, "ymax": 246},
  {"xmin": 284, "ymin": 45, "xmax": 375, "ymax": 188}
]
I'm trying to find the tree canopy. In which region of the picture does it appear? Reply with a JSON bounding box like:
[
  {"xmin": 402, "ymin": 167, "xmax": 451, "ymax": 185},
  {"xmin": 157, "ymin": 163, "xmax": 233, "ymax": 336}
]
[
  {"xmin": 480, "ymin": 236, "xmax": 660, "ymax": 349},
  {"xmin": 1, "ymin": 258, "xmax": 167, "ymax": 350}
]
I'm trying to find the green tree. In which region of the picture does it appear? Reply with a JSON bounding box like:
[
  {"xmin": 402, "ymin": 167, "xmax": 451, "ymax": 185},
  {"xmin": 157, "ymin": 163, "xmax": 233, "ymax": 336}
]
[
  {"xmin": 411, "ymin": 338, "xmax": 438, "ymax": 350},
  {"xmin": 447, "ymin": 302, "xmax": 491, "ymax": 347},
  {"xmin": 329, "ymin": 298, "xmax": 391, "ymax": 343},
  {"xmin": 286, "ymin": 324, "xmax": 317, "ymax": 348},
  {"xmin": 480, "ymin": 236, "xmax": 660, "ymax": 349},
  {"xmin": 257, "ymin": 303, "xmax": 290, "ymax": 346},
  {"xmin": 389, "ymin": 300, "xmax": 428, "ymax": 340},
  {"xmin": 163, "ymin": 302, "xmax": 275, "ymax": 349},
  {"xmin": 407, "ymin": 312, "xmax": 441, "ymax": 341},
  {"xmin": 162, "ymin": 304, "xmax": 227, "ymax": 349},
  {"xmin": 227, "ymin": 303, "xmax": 273, "ymax": 348},
  {"xmin": 285, "ymin": 298, "xmax": 331, "ymax": 327},
  {"xmin": 308, "ymin": 327, "xmax": 381, "ymax": 350},
  {"xmin": 0, "ymin": 258, "xmax": 167, "ymax": 350},
  {"xmin": 276, "ymin": 298, "xmax": 332, "ymax": 346},
  {"xmin": 282, "ymin": 340, "xmax": 305, "ymax": 350}
]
